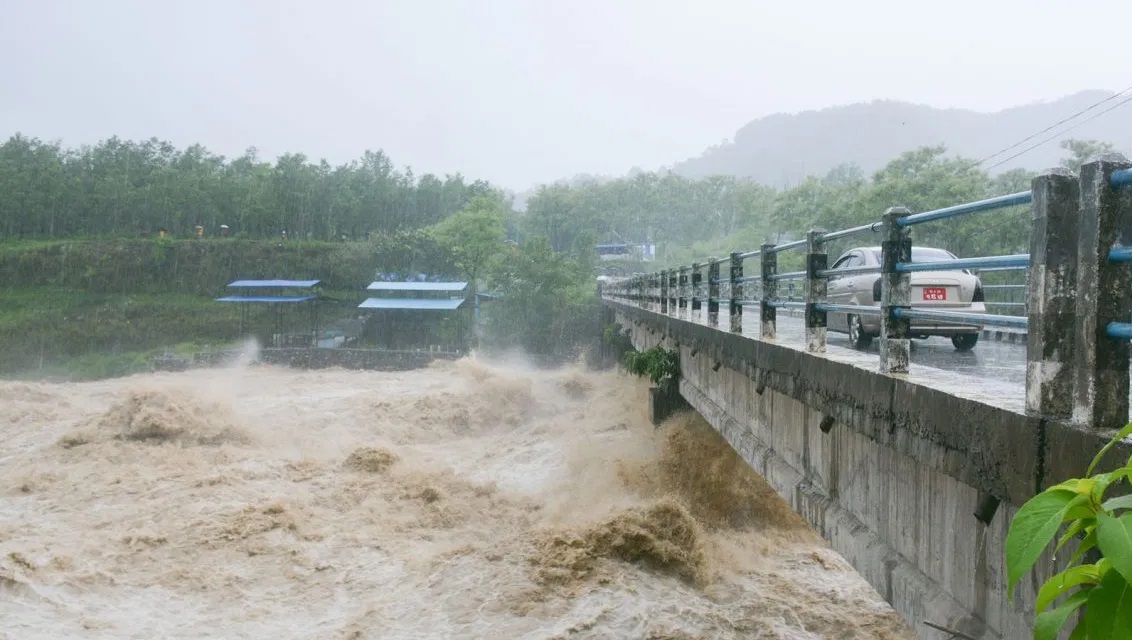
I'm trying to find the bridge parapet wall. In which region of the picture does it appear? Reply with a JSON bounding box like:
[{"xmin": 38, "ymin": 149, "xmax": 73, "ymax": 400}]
[{"xmin": 610, "ymin": 300, "xmax": 1130, "ymax": 640}]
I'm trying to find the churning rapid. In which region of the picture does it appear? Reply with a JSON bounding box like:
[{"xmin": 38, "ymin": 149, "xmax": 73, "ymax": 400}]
[{"xmin": 0, "ymin": 350, "xmax": 913, "ymax": 639}]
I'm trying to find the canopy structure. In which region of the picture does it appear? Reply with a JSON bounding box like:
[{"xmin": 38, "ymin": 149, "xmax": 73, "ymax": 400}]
[
  {"xmin": 357, "ymin": 279, "xmax": 471, "ymax": 352},
  {"xmin": 215, "ymin": 279, "xmax": 322, "ymax": 346},
  {"xmin": 358, "ymin": 298, "xmax": 466, "ymax": 311},
  {"xmin": 365, "ymin": 281, "xmax": 468, "ymax": 293}
]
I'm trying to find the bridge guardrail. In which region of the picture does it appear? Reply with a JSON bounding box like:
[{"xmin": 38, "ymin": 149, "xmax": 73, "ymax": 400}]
[{"xmin": 603, "ymin": 158, "xmax": 1132, "ymax": 429}]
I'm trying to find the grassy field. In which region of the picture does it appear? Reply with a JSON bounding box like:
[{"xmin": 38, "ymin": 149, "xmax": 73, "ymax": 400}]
[{"xmin": 0, "ymin": 237, "xmax": 442, "ymax": 380}]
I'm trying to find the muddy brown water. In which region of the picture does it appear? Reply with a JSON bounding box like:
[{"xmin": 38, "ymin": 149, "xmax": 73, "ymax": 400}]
[{"xmin": 0, "ymin": 352, "xmax": 914, "ymax": 639}]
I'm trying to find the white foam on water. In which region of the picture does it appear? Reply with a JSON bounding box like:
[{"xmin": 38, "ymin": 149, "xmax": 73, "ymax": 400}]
[{"xmin": 0, "ymin": 359, "xmax": 914, "ymax": 639}]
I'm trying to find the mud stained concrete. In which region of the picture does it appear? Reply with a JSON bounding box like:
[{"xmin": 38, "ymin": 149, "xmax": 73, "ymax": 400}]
[{"xmin": 0, "ymin": 356, "xmax": 914, "ymax": 639}]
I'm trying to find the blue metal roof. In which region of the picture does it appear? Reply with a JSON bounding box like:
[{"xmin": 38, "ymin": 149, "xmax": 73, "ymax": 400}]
[
  {"xmin": 215, "ymin": 295, "xmax": 318, "ymax": 303},
  {"xmin": 357, "ymin": 298, "xmax": 466, "ymax": 311},
  {"xmin": 366, "ymin": 281, "xmax": 468, "ymax": 292},
  {"xmin": 227, "ymin": 279, "xmax": 321, "ymax": 288}
]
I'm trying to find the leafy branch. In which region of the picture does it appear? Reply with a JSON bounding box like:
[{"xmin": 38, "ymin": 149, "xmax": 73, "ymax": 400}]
[
  {"xmin": 621, "ymin": 346, "xmax": 679, "ymax": 392},
  {"xmin": 1005, "ymin": 422, "xmax": 1132, "ymax": 639}
]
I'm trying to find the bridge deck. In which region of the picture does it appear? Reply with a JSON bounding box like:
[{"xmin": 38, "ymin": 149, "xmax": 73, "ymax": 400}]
[{"xmin": 629, "ymin": 304, "xmax": 1105, "ymax": 416}]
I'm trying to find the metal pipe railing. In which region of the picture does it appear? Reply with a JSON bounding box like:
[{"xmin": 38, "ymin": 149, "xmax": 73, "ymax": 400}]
[
  {"xmin": 1109, "ymin": 246, "xmax": 1132, "ymax": 263},
  {"xmin": 768, "ymin": 270, "xmax": 807, "ymax": 281},
  {"xmin": 764, "ymin": 239, "xmax": 807, "ymax": 254},
  {"xmin": 895, "ymin": 254, "xmax": 1029, "ymax": 273},
  {"xmin": 597, "ymin": 157, "xmax": 1132, "ymax": 431},
  {"xmin": 893, "ymin": 307, "xmax": 1028, "ymax": 329},
  {"xmin": 896, "ymin": 191, "xmax": 1032, "ymax": 227},
  {"xmin": 816, "ymin": 264, "xmax": 882, "ymax": 278},
  {"xmin": 816, "ymin": 303, "xmax": 882, "ymax": 315},
  {"xmin": 819, "ymin": 222, "xmax": 882, "ymax": 243}
]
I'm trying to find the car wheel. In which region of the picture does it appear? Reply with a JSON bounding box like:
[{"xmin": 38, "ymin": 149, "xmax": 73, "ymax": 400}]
[
  {"xmin": 951, "ymin": 334, "xmax": 979, "ymax": 351},
  {"xmin": 848, "ymin": 315, "xmax": 873, "ymax": 349}
]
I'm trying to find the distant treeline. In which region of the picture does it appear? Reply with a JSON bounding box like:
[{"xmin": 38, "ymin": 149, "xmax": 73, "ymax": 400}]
[
  {"xmin": 0, "ymin": 134, "xmax": 500, "ymax": 240},
  {"xmin": 522, "ymin": 139, "xmax": 1116, "ymax": 266}
]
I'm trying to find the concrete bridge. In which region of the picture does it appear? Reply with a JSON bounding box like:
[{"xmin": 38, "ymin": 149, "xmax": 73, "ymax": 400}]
[{"xmin": 599, "ymin": 158, "xmax": 1132, "ymax": 639}]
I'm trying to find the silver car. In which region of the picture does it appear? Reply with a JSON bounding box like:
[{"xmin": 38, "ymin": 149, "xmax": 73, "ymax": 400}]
[{"xmin": 826, "ymin": 246, "xmax": 985, "ymax": 351}]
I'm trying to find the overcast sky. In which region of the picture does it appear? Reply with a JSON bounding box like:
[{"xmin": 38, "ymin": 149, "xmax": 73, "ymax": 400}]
[{"xmin": 2, "ymin": 0, "xmax": 1128, "ymax": 190}]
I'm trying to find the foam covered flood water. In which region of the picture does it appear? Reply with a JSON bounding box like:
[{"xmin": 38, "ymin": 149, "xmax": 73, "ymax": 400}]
[{"xmin": 0, "ymin": 355, "xmax": 914, "ymax": 639}]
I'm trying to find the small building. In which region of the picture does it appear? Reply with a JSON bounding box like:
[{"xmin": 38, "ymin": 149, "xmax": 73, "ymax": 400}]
[
  {"xmin": 215, "ymin": 279, "xmax": 321, "ymax": 347},
  {"xmin": 357, "ymin": 280, "xmax": 471, "ymax": 352}
]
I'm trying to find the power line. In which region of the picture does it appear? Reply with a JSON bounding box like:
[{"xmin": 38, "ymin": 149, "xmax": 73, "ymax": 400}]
[
  {"xmin": 984, "ymin": 91, "xmax": 1132, "ymax": 171},
  {"xmin": 974, "ymin": 84, "xmax": 1132, "ymax": 167}
]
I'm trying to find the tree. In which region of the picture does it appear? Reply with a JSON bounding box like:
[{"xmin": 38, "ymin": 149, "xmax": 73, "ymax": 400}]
[
  {"xmin": 426, "ymin": 195, "xmax": 508, "ymax": 289},
  {"xmin": 1060, "ymin": 139, "xmax": 1117, "ymax": 171},
  {"xmin": 484, "ymin": 235, "xmax": 596, "ymax": 356}
]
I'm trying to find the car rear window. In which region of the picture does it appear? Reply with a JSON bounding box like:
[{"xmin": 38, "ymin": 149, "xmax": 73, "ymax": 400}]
[{"xmin": 870, "ymin": 248, "xmax": 957, "ymax": 262}]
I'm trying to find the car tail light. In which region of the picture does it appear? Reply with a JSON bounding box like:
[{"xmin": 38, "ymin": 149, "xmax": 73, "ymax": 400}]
[
  {"xmin": 873, "ymin": 278, "xmax": 882, "ymax": 302},
  {"xmin": 973, "ymin": 282, "xmax": 984, "ymax": 302}
]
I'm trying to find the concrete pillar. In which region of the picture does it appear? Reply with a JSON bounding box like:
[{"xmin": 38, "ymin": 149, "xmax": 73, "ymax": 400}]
[
  {"xmin": 670, "ymin": 265, "xmax": 679, "ymax": 317},
  {"xmin": 805, "ymin": 229, "xmax": 828, "ymax": 353},
  {"xmin": 761, "ymin": 244, "xmax": 777, "ymax": 339},
  {"xmin": 668, "ymin": 269, "xmax": 677, "ymax": 315},
  {"xmin": 880, "ymin": 207, "xmax": 912, "ymax": 374},
  {"xmin": 1072, "ymin": 154, "xmax": 1132, "ymax": 429},
  {"xmin": 708, "ymin": 259, "xmax": 720, "ymax": 327},
  {"xmin": 729, "ymin": 251, "xmax": 743, "ymax": 334},
  {"xmin": 1026, "ymin": 168, "xmax": 1080, "ymax": 418},
  {"xmin": 648, "ymin": 385, "xmax": 689, "ymax": 426},
  {"xmin": 691, "ymin": 262, "xmax": 702, "ymax": 320},
  {"xmin": 660, "ymin": 268, "xmax": 669, "ymax": 314}
]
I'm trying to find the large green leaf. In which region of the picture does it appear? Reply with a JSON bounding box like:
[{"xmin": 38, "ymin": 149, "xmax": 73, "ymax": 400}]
[
  {"xmin": 1062, "ymin": 494, "xmax": 1097, "ymax": 523},
  {"xmin": 1034, "ymin": 590, "xmax": 1087, "ymax": 640},
  {"xmin": 1057, "ymin": 519, "xmax": 1091, "ymax": 553},
  {"xmin": 1086, "ymin": 569, "xmax": 1132, "ymax": 639},
  {"xmin": 1096, "ymin": 512, "xmax": 1132, "ymax": 583},
  {"xmin": 1070, "ymin": 529, "xmax": 1098, "ymax": 564},
  {"xmin": 1102, "ymin": 494, "xmax": 1132, "ymax": 513},
  {"xmin": 1087, "ymin": 421, "xmax": 1132, "ymax": 477},
  {"xmin": 1035, "ymin": 564, "xmax": 1101, "ymax": 612},
  {"xmin": 1006, "ymin": 489, "xmax": 1076, "ymax": 599},
  {"xmin": 1091, "ymin": 469, "xmax": 1132, "ymax": 504}
]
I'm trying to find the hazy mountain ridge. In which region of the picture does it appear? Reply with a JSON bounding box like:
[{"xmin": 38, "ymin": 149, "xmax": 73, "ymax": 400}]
[{"xmin": 672, "ymin": 90, "xmax": 1132, "ymax": 185}]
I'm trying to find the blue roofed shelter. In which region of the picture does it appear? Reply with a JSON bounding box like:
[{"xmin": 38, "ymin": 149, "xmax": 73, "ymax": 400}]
[
  {"xmin": 358, "ymin": 280, "xmax": 470, "ymax": 352},
  {"xmin": 215, "ymin": 279, "xmax": 321, "ymax": 347}
]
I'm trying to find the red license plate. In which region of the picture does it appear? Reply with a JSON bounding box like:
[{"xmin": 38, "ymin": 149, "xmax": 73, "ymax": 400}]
[{"xmin": 922, "ymin": 287, "xmax": 947, "ymax": 301}]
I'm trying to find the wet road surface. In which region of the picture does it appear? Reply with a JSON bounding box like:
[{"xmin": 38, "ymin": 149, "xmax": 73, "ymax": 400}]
[{"xmin": 762, "ymin": 313, "xmax": 1028, "ymax": 387}]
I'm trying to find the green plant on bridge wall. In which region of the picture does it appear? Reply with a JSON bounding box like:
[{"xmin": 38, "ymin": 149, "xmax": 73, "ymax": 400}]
[
  {"xmin": 622, "ymin": 345, "xmax": 680, "ymax": 393},
  {"xmin": 1006, "ymin": 422, "xmax": 1132, "ymax": 639},
  {"xmin": 602, "ymin": 322, "xmax": 633, "ymax": 353}
]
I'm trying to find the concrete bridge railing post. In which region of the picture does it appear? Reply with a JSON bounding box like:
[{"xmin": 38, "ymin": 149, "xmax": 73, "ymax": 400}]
[
  {"xmin": 1026, "ymin": 168, "xmax": 1080, "ymax": 418},
  {"xmin": 708, "ymin": 259, "xmax": 720, "ymax": 327},
  {"xmin": 674, "ymin": 266, "xmax": 683, "ymax": 317},
  {"xmin": 729, "ymin": 251, "xmax": 743, "ymax": 334},
  {"xmin": 805, "ymin": 229, "xmax": 828, "ymax": 353},
  {"xmin": 660, "ymin": 268, "xmax": 669, "ymax": 315},
  {"xmin": 879, "ymin": 206, "xmax": 912, "ymax": 374},
  {"xmin": 691, "ymin": 262, "xmax": 702, "ymax": 321},
  {"xmin": 668, "ymin": 269, "xmax": 677, "ymax": 315},
  {"xmin": 1073, "ymin": 154, "xmax": 1132, "ymax": 429},
  {"xmin": 760, "ymin": 243, "xmax": 777, "ymax": 339}
]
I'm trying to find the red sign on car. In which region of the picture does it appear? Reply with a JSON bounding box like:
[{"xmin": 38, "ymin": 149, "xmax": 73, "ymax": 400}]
[{"xmin": 923, "ymin": 287, "xmax": 947, "ymax": 301}]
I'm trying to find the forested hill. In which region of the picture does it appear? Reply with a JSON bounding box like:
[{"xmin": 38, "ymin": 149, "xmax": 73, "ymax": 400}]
[
  {"xmin": 0, "ymin": 136, "xmax": 500, "ymax": 240},
  {"xmin": 672, "ymin": 90, "xmax": 1132, "ymax": 186}
]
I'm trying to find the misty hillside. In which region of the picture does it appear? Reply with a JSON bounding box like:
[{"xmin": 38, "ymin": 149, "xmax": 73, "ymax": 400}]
[{"xmin": 673, "ymin": 90, "xmax": 1132, "ymax": 185}]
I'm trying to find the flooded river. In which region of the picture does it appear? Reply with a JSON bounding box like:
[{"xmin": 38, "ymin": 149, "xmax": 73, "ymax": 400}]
[{"xmin": 0, "ymin": 351, "xmax": 913, "ymax": 639}]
